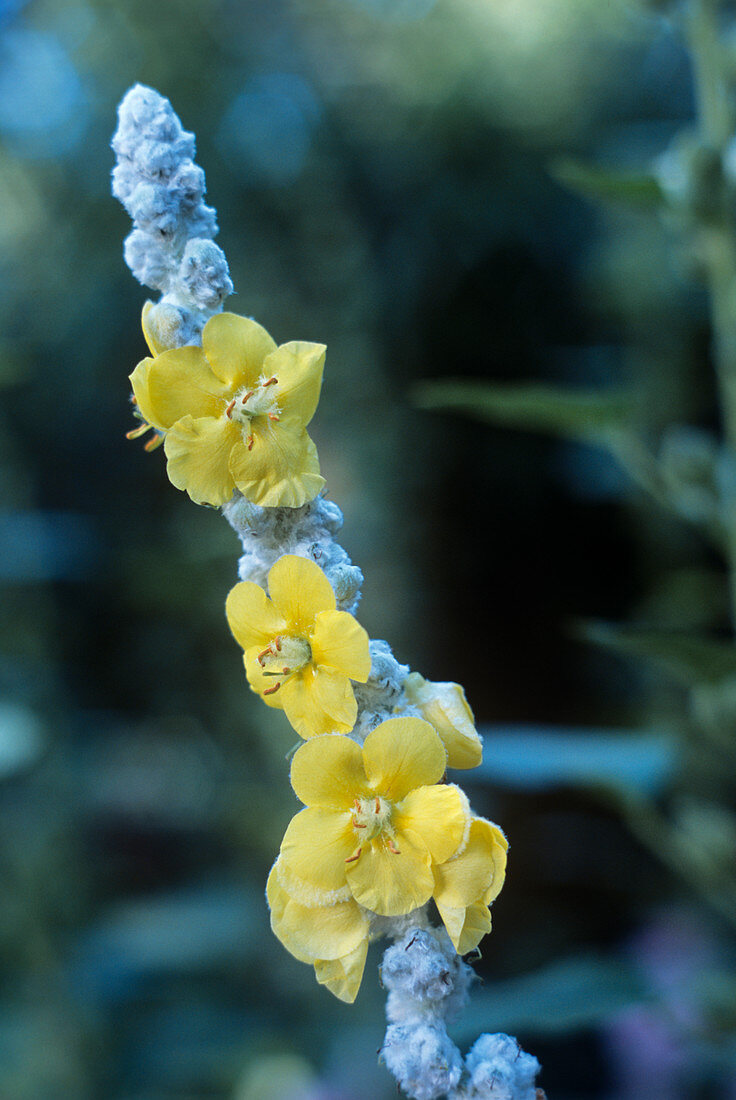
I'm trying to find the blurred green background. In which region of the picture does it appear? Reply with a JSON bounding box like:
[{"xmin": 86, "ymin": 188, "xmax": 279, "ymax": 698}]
[{"xmin": 1, "ymin": 0, "xmax": 735, "ymax": 1096}]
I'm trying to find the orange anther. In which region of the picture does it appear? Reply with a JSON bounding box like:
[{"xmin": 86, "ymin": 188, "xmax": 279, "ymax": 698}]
[
  {"xmin": 268, "ymin": 413, "xmax": 280, "ymax": 422},
  {"xmin": 126, "ymin": 423, "xmax": 150, "ymax": 440},
  {"xmin": 353, "ymin": 822, "xmax": 367, "ymax": 829},
  {"xmin": 263, "ymin": 682, "xmax": 281, "ymax": 696},
  {"xmin": 275, "ymin": 637, "xmax": 281, "ymax": 651},
  {"xmin": 144, "ymin": 434, "xmax": 164, "ymax": 452},
  {"xmin": 257, "ymin": 645, "xmax": 273, "ymax": 665},
  {"xmin": 387, "ymin": 839, "xmax": 401, "ymax": 855},
  {"xmin": 375, "ymin": 796, "xmax": 381, "ymax": 814},
  {"xmin": 225, "ymin": 398, "xmax": 236, "ymax": 418},
  {"xmin": 353, "ymin": 799, "xmax": 361, "ymax": 812},
  {"xmin": 345, "ymin": 848, "xmax": 362, "ymax": 864},
  {"xmin": 282, "ymin": 667, "xmax": 291, "ymax": 675},
  {"xmin": 263, "ymin": 376, "xmax": 278, "ymax": 386},
  {"xmin": 241, "ymin": 390, "xmax": 254, "ymax": 404},
  {"xmin": 247, "ymin": 436, "xmax": 254, "ymax": 451}
]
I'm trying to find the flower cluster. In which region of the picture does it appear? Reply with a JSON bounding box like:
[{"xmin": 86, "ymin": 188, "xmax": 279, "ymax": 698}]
[{"xmin": 125, "ymin": 291, "xmax": 504, "ymax": 1001}]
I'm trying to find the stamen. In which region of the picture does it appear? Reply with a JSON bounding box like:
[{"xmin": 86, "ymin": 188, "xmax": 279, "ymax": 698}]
[
  {"xmin": 274, "ymin": 638, "xmax": 281, "ymax": 651},
  {"xmin": 354, "ymin": 822, "xmax": 367, "ymax": 829},
  {"xmin": 387, "ymin": 839, "xmax": 401, "ymax": 855},
  {"xmin": 345, "ymin": 848, "xmax": 362, "ymax": 864},
  {"xmin": 225, "ymin": 398, "xmax": 236, "ymax": 419},
  {"xmin": 257, "ymin": 645, "xmax": 274, "ymax": 665},
  {"xmin": 282, "ymin": 667, "xmax": 291, "ymax": 675},
  {"xmin": 263, "ymin": 682, "xmax": 281, "ymax": 696},
  {"xmin": 375, "ymin": 796, "xmax": 381, "ymax": 814},
  {"xmin": 144, "ymin": 434, "xmax": 164, "ymax": 452},
  {"xmin": 126, "ymin": 423, "xmax": 150, "ymax": 440},
  {"xmin": 263, "ymin": 376, "xmax": 278, "ymax": 386},
  {"xmin": 247, "ymin": 435, "xmax": 254, "ymax": 451},
  {"xmin": 268, "ymin": 412, "xmax": 280, "ymax": 421},
  {"xmin": 241, "ymin": 390, "xmax": 254, "ymax": 404},
  {"xmin": 353, "ymin": 800, "xmax": 361, "ymax": 812}
]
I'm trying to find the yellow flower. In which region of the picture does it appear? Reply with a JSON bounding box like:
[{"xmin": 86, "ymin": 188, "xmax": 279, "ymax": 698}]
[
  {"xmin": 226, "ymin": 555, "xmax": 371, "ymax": 738},
  {"xmin": 277, "ymin": 717, "xmax": 471, "ymax": 918},
  {"xmin": 403, "ymin": 672, "xmax": 483, "ymax": 769},
  {"xmin": 267, "ymin": 860, "xmax": 369, "ymax": 1003},
  {"xmin": 433, "ymin": 817, "xmax": 507, "ymax": 954},
  {"xmin": 129, "ymin": 309, "xmax": 326, "ymax": 507}
]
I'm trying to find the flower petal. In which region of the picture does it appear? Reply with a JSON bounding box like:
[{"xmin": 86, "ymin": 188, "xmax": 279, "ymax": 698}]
[
  {"xmin": 163, "ymin": 415, "xmax": 238, "ymax": 506},
  {"xmin": 436, "ymin": 900, "xmax": 492, "ymax": 955},
  {"xmin": 226, "ymin": 581, "xmax": 286, "ymax": 652},
  {"xmin": 403, "ymin": 672, "xmax": 483, "ymax": 770},
  {"xmin": 267, "ymin": 864, "xmax": 369, "ymax": 962},
  {"xmin": 202, "ymin": 312, "xmax": 277, "ymax": 388},
  {"xmin": 280, "ymin": 667, "xmax": 358, "ymax": 738},
  {"xmin": 362, "ymin": 718, "xmax": 447, "ymax": 802},
  {"xmin": 433, "ymin": 818, "xmax": 500, "ymax": 910},
  {"xmin": 279, "ymin": 806, "xmax": 356, "ymax": 898},
  {"xmin": 141, "ymin": 300, "xmax": 166, "ymax": 357},
  {"xmin": 145, "ymin": 346, "xmax": 229, "ymax": 427},
  {"xmin": 129, "ymin": 358, "xmax": 160, "ymax": 429},
  {"xmin": 345, "ymin": 831, "xmax": 433, "ymax": 916},
  {"xmin": 395, "ymin": 783, "xmax": 469, "ymax": 864},
  {"xmin": 229, "ymin": 427, "xmax": 324, "ymax": 508},
  {"xmin": 265, "ymin": 341, "xmax": 326, "ymax": 427},
  {"xmin": 311, "ymin": 611, "xmax": 371, "ymax": 682},
  {"xmin": 267, "ymin": 556, "xmax": 336, "ymax": 631},
  {"xmin": 314, "ymin": 938, "xmax": 368, "ymax": 1003},
  {"xmin": 290, "ymin": 734, "xmax": 367, "ymax": 810}
]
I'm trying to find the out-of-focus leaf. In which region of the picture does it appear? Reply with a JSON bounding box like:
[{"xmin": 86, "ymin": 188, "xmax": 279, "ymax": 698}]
[
  {"xmin": 456, "ymin": 954, "xmax": 645, "ymax": 1039},
  {"xmin": 551, "ymin": 157, "xmax": 664, "ymax": 208},
  {"xmin": 0, "ymin": 703, "xmax": 43, "ymax": 778},
  {"xmin": 413, "ymin": 381, "xmax": 636, "ymax": 442},
  {"xmin": 580, "ymin": 621, "xmax": 736, "ymax": 686},
  {"xmin": 468, "ymin": 725, "xmax": 676, "ymax": 795}
]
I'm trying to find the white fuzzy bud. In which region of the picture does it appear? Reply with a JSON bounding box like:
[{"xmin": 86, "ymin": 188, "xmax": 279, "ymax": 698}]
[
  {"xmin": 382, "ymin": 1023, "xmax": 464, "ymax": 1100},
  {"xmin": 112, "ymin": 84, "xmax": 231, "ymax": 327},
  {"xmin": 459, "ymin": 1034, "xmax": 541, "ymax": 1100}
]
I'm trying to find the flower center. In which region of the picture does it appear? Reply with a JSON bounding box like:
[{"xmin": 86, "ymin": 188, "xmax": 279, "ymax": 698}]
[
  {"xmin": 257, "ymin": 634, "xmax": 311, "ymax": 696},
  {"xmin": 346, "ymin": 795, "xmax": 401, "ymax": 863},
  {"xmin": 224, "ymin": 374, "xmax": 281, "ymax": 450}
]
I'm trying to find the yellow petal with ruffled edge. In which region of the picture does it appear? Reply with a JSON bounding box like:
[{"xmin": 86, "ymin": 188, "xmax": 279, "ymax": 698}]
[
  {"xmin": 267, "ymin": 556, "xmax": 336, "ymax": 632},
  {"xmin": 403, "ymin": 673, "xmax": 483, "ymax": 770},
  {"xmin": 311, "ymin": 610, "xmax": 371, "ymax": 681},
  {"xmin": 362, "ymin": 718, "xmax": 446, "ymax": 802},
  {"xmin": 226, "ymin": 581, "xmax": 287, "ymax": 652},
  {"xmin": 264, "ymin": 341, "xmax": 326, "ymax": 428},
  {"xmin": 144, "ymin": 346, "xmax": 229, "ymax": 428},
  {"xmin": 314, "ymin": 938, "xmax": 369, "ymax": 1003},
  {"xmin": 279, "ymin": 806, "xmax": 355, "ymax": 898},
  {"xmin": 201, "ymin": 312, "xmax": 277, "ymax": 389},
  {"xmin": 436, "ymin": 900, "xmax": 492, "ymax": 955},
  {"xmin": 395, "ymin": 784, "xmax": 469, "ymax": 864},
  {"xmin": 163, "ymin": 415, "xmax": 238, "ymax": 506},
  {"xmin": 290, "ymin": 734, "xmax": 368, "ymax": 810},
  {"xmin": 345, "ymin": 829, "xmax": 433, "ymax": 916},
  {"xmin": 433, "ymin": 818, "xmax": 499, "ymax": 909},
  {"xmin": 266, "ymin": 864, "xmax": 369, "ymax": 962},
  {"xmin": 229, "ymin": 428, "xmax": 324, "ymax": 509},
  {"xmin": 280, "ymin": 667, "xmax": 357, "ymax": 738}
]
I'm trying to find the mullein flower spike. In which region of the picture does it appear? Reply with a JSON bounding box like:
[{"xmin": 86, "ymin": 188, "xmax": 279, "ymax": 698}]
[{"xmin": 114, "ymin": 85, "xmax": 544, "ymax": 1099}]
